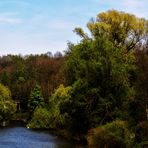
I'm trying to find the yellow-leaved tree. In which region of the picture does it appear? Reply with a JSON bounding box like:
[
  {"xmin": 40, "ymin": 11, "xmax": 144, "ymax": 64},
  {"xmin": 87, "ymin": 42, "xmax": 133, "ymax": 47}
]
[
  {"xmin": 75, "ymin": 10, "xmax": 148, "ymax": 51},
  {"xmin": 0, "ymin": 83, "xmax": 16, "ymax": 121}
]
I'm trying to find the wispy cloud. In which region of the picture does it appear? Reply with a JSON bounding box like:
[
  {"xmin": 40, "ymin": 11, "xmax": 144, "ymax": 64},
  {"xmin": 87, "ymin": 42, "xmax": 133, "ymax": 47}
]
[
  {"xmin": 0, "ymin": 0, "xmax": 147, "ymax": 56},
  {"xmin": 0, "ymin": 13, "xmax": 22, "ymax": 24}
]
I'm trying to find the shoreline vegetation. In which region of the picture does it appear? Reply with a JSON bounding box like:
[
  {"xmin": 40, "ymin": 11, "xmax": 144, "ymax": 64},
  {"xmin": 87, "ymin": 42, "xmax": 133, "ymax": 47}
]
[{"xmin": 0, "ymin": 10, "xmax": 148, "ymax": 147}]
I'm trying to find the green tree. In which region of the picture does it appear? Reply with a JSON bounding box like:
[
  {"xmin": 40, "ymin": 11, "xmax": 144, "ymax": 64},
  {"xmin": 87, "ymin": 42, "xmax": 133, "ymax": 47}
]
[
  {"xmin": 128, "ymin": 48, "xmax": 148, "ymax": 126},
  {"xmin": 0, "ymin": 83, "xmax": 16, "ymax": 121},
  {"xmin": 27, "ymin": 107, "xmax": 51, "ymax": 129},
  {"xmin": 64, "ymin": 12, "xmax": 137, "ymax": 135},
  {"xmin": 28, "ymin": 84, "xmax": 72, "ymax": 129},
  {"xmin": 0, "ymin": 72, "xmax": 10, "ymax": 86},
  {"xmin": 28, "ymin": 84, "xmax": 44, "ymax": 111},
  {"xmin": 48, "ymin": 84, "xmax": 72, "ymax": 129}
]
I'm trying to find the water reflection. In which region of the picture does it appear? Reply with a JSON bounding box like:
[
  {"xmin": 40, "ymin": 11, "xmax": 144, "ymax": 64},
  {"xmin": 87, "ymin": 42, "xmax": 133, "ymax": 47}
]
[{"xmin": 0, "ymin": 127, "xmax": 74, "ymax": 148}]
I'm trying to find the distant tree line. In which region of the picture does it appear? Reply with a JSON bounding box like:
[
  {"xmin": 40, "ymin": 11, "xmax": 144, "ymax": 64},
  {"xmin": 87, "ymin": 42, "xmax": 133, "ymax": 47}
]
[{"xmin": 0, "ymin": 52, "xmax": 65, "ymax": 110}]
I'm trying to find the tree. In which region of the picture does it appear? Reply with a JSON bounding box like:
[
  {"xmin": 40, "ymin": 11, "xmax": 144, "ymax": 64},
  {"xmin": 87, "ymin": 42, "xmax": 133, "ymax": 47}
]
[
  {"xmin": 28, "ymin": 84, "xmax": 72, "ymax": 129},
  {"xmin": 63, "ymin": 11, "xmax": 138, "ymax": 135},
  {"xmin": 27, "ymin": 107, "xmax": 51, "ymax": 129},
  {"xmin": 0, "ymin": 53, "xmax": 65, "ymax": 110},
  {"xmin": 48, "ymin": 84, "xmax": 72, "ymax": 129},
  {"xmin": 128, "ymin": 48, "xmax": 148, "ymax": 125},
  {"xmin": 0, "ymin": 83, "xmax": 16, "ymax": 121},
  {"xmin": 136, "ymin": 49, "xmax": 148, "ymax": 121},
  {"xmin": 75, "ymin": 10, "xmax": 148, "ymax": 51},
  {"xmin": 28, "ymin": 84, "xmax": 44, "ymax": 111}
]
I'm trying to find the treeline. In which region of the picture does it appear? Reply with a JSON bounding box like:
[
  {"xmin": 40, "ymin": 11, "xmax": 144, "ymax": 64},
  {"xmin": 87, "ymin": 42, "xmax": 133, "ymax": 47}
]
[
  {"xmin": 0, "ymin": 52, "xmax": 65, "ymax": 109},
  {"xmin": 0, "ymin": 10, "xmax": 148, "ymax": 147}
]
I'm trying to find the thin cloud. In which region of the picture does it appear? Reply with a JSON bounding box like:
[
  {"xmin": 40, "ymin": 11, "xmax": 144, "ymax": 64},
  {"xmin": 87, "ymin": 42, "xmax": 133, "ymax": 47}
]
[
  {"xmin": 0, "ymin": 13, "xmax": 22, "ymax": 24},
  {"xmin": 0, "ymin": 0, "xmax": 147, "ymax": 55}
]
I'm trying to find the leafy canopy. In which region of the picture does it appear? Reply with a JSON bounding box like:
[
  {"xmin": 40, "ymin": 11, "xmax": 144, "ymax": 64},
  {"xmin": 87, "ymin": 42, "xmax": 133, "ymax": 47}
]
[
  {"xmin": 75, "ymin": 10, "xmax": 148, "ymax": 51},
  {"xmin": 0, "ymin": 83, "xmax": 16, "ymax": 121}
]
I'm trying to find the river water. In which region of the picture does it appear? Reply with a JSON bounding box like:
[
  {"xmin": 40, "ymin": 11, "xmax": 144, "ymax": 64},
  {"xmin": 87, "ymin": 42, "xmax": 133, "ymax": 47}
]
[{"xmin": 0, "ymin": 127, "xmax": 75, "ymax": 148}]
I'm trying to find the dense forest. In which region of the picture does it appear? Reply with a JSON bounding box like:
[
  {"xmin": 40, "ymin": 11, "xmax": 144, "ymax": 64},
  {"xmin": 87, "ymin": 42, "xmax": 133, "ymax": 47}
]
[{"xmin": 0, "ymin": 10, "xmax": 148, "ymax": 147}]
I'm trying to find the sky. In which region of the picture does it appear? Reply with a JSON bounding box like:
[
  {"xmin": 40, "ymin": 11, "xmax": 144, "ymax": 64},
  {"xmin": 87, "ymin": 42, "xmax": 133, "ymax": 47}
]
[{"xmin": 0, "ymin": 0, "xmax": 147, "ymax": 56}]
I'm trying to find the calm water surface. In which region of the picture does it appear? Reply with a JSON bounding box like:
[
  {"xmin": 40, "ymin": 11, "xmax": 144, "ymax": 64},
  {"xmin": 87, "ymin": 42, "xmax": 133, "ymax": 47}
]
[{"xmin": 0, "ymin": 127, "xmax": 75, "ymax": 148}]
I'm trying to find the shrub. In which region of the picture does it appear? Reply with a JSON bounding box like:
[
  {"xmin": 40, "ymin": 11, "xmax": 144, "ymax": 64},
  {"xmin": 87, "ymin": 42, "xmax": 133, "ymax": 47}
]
[
  {"xmin": 27, "ymin": 85, "xmax": 72, "ymax": 129},
  {"xmin": 27, "ymin": 107, "xmax": 50, "ymax": 129},
  {"xmin": 88, "ymin": 127, "xmax": 125, "ymax": 148},
  {"xmin": 0, "ymin": 83, "xmax": 16, "ymax": 121},
  {"xmin": 48, "ymin": 84, "xmax": 72, "ymax": 129},
  {"xmin": 88, "ymin": 120, "xmax": 132, "ymax": 148}
]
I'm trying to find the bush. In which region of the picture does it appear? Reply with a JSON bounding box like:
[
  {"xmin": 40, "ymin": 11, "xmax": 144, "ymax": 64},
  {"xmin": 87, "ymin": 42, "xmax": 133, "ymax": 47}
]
[
  {"xmin": 88, "ymin": 127, "xmax": 125, "ymax": 148},
  {"xmin": 88, "ymin": 120, "xmax": 132, "ymax": 148},
  {"xmin": 27, "ymin": 107, "xmax": 51, "ymax": 129},
  {"xmin": 0, "ymin": 83, "xmax": 16, "ymax": 121},
  {"xmin": 48, "ymin": 84, "xmax": 72, "ymax": 129},
  {"xmin": 27, "ymin": 85, "xmax": 73, "ymax": 129}
]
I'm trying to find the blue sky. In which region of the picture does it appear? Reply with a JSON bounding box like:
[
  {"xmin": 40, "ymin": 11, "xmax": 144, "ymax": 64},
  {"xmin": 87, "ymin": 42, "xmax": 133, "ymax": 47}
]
[{"xmin": 0, "ymin": 0, "xmax": 147, "ymax": 55}]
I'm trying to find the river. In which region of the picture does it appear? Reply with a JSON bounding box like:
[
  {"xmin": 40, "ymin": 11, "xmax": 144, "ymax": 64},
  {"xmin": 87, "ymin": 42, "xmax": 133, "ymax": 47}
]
[{"xmin": 0, "ymin": 127, "xmax": 75, "ymax": 148}]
